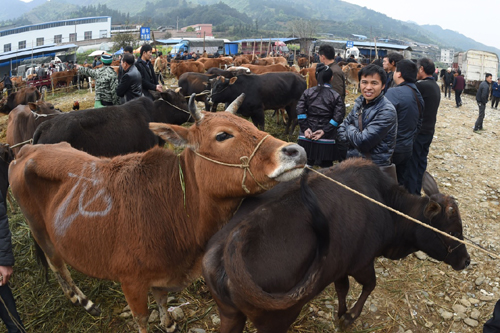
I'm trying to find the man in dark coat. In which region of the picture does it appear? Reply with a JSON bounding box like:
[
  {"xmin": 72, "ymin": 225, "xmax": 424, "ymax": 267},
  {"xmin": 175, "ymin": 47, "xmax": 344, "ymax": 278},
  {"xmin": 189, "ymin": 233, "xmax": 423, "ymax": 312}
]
[
  {"xmin": 116, "ymin": 53, "xmax": 143, "ymax": 103},
  {"xmin": 2, "ymin": 75, "xmax": 12, "ymax": 96},
  {"xmin": 0, "ymin": 191, "xmax": 25, "ymax": 333},
  {"xmin": 385, "ymin": 59, "xmax": 424, "ymax": 186},
  {"xmin": 444, "ymin": 68, "xmax": 454, "ymax": 99},
  {"xmin": 337, "ymin": 64, "xmax": 397, "ymax": 167},
  {"xmin": 318, "ymin": 44, "xmax": 346, "ymax": 102},
  {"xmin": 135, "ymin": 44, "xmax": 162, "ymax": 100},
  {"xmin": 452, "ymin": 69, "xmax": 465, "ymax": 108},
  {"xmin": 474, "ymin": 73, "xmax": 493, "ymax": 132},
  {"xmin": 491, "ymin": 78, "xmax": 500, "ymax": 109},
  {"xmin": 382, "ymin": 52, "xmax": 404, "ymax": 94},
  {"xmin": 404, "ymin": 58, "xmax": 441, "ymax": 195},
  {"xmin": 118, "ymin": 46, "xmax": 134, "ymax": 83}
]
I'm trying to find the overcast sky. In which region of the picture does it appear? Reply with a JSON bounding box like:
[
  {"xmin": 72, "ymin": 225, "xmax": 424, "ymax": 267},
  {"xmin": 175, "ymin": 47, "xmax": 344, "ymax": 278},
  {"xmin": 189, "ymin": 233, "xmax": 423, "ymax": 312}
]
[{"xmin": 342, "ymin": 0, "xmax": 500, "ymax": 50}]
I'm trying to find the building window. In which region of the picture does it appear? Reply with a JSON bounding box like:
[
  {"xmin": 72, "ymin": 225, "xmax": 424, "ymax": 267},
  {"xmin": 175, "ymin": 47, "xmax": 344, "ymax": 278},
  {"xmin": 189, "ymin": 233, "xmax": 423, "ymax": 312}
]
[
  {"xmin": 36, "ymin": 37, "xmax": 44, "ymax": 46},
  {"xmin": 99, "ymin": 30, "xmax": 107, "ymax": 38},
  {"xmin": 54, "ymin": 34, "xmax": 62, "ymax": 43},
  {"xmin": 18, "ymin": 41, "xmax": 26, "ymax": 49},
  {"xmin": 84, "ymin": 31, "xmax": 92, "ymax": 40},
  {"xmin": 69, "ymin": 33, "xmax": 77, "ymax": 42},
  {"xmin": 4, "ymin": 43, "xmax": 10, "ymax": 52}
]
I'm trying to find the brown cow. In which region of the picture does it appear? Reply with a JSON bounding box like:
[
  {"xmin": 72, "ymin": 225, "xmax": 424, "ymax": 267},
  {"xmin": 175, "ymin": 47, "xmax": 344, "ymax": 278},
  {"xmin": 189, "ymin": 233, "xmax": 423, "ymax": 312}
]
[
  {"xmin": 273, "ymin": 56, "xmax": 288, "ymax": 66},
  {"xmin": 9, "ymin": 94, "xmax": 307, "ymax": 333},
  {"xmin": 299, "ymin": 68, "xmax": 318, "ymax": 88},
  {"xmin": 342, "ymin": 64, "xmax": 362, "ymax": 93},
  {"xmin": 251, "ymin": 57, "xmax": 275, "ymax": 66},
  {"xmin": 10, "ymin": 76, "xmax": 26, "ymax": 91},
  {"xmin": 233, "ymin": 56, "xmax": 250, "ymax": 66},
  {"xmin": 6, "ymin": 101, "xmax": 62, "ymax": 155},
  {"xmin": 241, "ymin": 64, "xmax": 291, "ymax": 74},
  {"xmin": 200, "ymin": 58, "xmax": 232, "ymax": 71},
  {"xmin": 298, "ymin": 57, "xmax": 310, "ymax": 69},
  {"xmin": 0, "ymin": 87, "xmax": 41, "ymax": 114},
  {"xmin": 170, "ymin": 61, "xmax": 205, "ymax": 79},
  {"xmin": 51, "ymin": 69, "xmax": 78, "ymax": 91}
]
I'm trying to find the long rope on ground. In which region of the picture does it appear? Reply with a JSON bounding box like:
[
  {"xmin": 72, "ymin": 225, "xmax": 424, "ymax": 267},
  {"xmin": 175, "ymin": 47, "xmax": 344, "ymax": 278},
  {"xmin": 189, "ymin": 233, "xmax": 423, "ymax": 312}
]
[{"xmin": 306, "ymin": 166, "xmax": 500, "ymax": 260}]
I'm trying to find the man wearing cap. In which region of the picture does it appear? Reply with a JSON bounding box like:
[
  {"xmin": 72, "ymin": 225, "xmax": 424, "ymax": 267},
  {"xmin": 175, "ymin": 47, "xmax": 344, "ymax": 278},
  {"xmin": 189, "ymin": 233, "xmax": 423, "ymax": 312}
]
[{"xmin": 77, "ymin": 54, "xmax": 119, "ymax": 107}]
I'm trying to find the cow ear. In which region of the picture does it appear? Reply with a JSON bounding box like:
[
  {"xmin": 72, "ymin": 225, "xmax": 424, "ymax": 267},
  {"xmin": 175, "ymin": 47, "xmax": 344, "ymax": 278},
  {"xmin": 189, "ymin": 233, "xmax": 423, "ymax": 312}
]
[
  {"xmin": 28, "ymin": 102, "xmax": 37, "ymax": 111},
  {"xmin": 424, "ymin": 201, "xmax": 441, "ymax": 221},
  {"xmin": 422, "ymin": 171, "xmax": 440, "ymax": 196},
  {"xmin": 149, "ymin": 122, "xmax": 188, "ymax": 147},
  {"xmin": 229, "ymin": 77, "xmax": 238, "ymax": 85}
]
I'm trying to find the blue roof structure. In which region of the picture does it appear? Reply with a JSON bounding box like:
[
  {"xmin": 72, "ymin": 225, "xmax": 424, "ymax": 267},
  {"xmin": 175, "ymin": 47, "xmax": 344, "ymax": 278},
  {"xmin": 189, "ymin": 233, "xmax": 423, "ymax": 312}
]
[
  {"xmin": 316, "ymin": 39, "xmax": 411, "ymax": 51},
  {"xmin": 0, "ymin": 44, "xmax": 78, "ymax": 67},
  {"xmin": 231, "ymin": 38, "xmax": 299, "ymax": 43}
]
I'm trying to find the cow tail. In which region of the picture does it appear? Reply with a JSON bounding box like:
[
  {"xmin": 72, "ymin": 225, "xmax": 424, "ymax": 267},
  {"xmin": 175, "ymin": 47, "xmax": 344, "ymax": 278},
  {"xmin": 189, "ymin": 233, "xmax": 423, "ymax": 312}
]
[
  {"xmin": 223, "ymin": 170, "xmax": 329, "ymax": 311},
  {"xmin": 32, "ymin": 235, "xmax": 49, "ymax": 282}
]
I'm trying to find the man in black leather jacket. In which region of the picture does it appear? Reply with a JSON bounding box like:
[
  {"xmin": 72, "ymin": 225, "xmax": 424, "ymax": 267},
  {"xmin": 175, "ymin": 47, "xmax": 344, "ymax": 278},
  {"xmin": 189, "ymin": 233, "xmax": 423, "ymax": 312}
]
[{"xmin": 116, "ymin": 53, "xmax": 143, "ymax": 103}]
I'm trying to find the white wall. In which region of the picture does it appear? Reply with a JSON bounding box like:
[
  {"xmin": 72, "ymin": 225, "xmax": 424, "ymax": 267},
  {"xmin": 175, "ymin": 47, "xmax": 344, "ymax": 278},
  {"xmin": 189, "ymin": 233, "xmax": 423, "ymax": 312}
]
[{"xmin": 1, "ymin": 17, "xmax": 111, "ymax": 53}]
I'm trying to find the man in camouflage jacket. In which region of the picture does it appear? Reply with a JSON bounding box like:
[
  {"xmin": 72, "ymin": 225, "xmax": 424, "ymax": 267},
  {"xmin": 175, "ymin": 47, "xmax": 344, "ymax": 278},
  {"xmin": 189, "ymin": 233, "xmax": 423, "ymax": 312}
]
[{"xmin": 77, "ymin": 54, "xmax": 119, "ymax": 107}]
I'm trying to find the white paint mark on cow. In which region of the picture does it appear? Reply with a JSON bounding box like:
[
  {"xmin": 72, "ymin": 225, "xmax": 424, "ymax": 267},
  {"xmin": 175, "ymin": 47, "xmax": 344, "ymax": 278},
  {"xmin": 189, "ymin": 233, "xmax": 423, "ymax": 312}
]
[{"xmin": 54, "ymin": 162, "xmax": 113, "ymax": 236}]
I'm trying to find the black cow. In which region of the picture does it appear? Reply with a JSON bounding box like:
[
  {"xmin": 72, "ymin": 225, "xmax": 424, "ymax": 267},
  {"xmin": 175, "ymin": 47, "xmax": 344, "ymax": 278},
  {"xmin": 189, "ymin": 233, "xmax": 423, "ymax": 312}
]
[
  {"xmin": 178, "ymin": 72, "xmax": 218, "ymax": 111},
  {"xmin": 0, "ymin": 87, "xmax": 41, "ymax": 114},
  {"xmin": 203, "ymin": 158, "xmax": 470, "ymax": 333},
  {"xmin": 209, "ymin": 72, "xmax": 306, "ymax": 134},
  {"xmin": 33, "ymin": 90, "xmax": 191, "ymax": 158}
]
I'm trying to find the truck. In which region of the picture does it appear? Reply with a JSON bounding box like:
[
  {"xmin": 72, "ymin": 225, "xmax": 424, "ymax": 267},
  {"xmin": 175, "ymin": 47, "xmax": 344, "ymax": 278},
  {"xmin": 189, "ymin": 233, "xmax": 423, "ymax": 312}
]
[
  {"xmin": 170, "ymin": 38, "xmax": 226, "ymax": 55},
  {"xmin": 453, "ymin": 50, "xmax": 499, "ymax": 91}
]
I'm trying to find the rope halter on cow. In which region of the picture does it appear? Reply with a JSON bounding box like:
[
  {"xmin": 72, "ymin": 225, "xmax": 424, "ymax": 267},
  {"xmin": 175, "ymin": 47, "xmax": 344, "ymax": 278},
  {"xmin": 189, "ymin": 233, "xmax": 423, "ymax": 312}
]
[
  {"xmin": 186, "ymin": 93, "xmax": 269, "ymax": 194},
  {"xmin": 156, "ymin": 88, "xmax": 193, "ymax": 122}
]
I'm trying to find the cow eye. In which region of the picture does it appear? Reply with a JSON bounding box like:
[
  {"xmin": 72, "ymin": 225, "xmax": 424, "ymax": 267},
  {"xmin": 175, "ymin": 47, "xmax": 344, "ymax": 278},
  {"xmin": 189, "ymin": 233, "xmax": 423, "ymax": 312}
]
[
  {"xmin": 449, "ymin": 231, "xmax": 461, "ymax": 238},
  {"xmin": 216, "ymin": 132, "xmax": 233, "ymax": 142}
]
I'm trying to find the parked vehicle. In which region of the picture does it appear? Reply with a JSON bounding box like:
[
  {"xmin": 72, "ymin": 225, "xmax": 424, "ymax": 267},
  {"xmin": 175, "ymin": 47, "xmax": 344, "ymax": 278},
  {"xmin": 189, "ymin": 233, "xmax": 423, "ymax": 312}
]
[{"xmin": 453, "ymin": 50, "xmax": 499, "ymax": 90}]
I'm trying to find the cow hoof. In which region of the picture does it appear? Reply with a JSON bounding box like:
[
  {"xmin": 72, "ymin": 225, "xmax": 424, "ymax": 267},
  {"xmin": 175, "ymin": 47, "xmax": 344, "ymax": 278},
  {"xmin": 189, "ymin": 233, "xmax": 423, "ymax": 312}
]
[
  {"xmin": 339, "ymin": 313, "xmax": 354, "ymax": 330},
  {"xmin": 165, "ymin": 322, "xmax": 177, "ymax": 333},
  {"xmin": 87, "ymin": 305, "xmax": 101, "ymax": 317}
]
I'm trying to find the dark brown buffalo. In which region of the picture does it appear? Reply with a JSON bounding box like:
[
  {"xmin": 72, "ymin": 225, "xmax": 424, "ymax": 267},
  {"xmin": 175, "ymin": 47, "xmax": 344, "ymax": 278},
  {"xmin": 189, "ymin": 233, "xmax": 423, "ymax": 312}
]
[
  {"xmin": 6, "ymin": 101, "xmax": 62, "ymax": 155},
  {"xmin": 0, "ymin": 87, "xmax": 41, "ymax": 114},
  {"xmin": 203, "ymin": 158, "xmax": 470, "ymax": 333},
  {"xmin": 33, "ymin": 90, "xmax": 191, "ymax": 157}
]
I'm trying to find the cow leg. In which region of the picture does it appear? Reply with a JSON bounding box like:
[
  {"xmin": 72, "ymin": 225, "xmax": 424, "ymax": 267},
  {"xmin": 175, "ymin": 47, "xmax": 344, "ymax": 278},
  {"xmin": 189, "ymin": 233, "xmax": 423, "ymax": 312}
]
[
  {"xmin": 251, "ymin": 111, "xmax": 265, "ymax": 131},
  {"xmin": 121, "ymin": 282, "xmax": 150, "ymax": 333},
  {"xmin": 46, "ymin": 256, "xmax": 101, "ymax": 316},
  {"xmin": 215, "ymin": 298, "xmax": 247, "ymax": 333},
  {"xmin": 151, "ymin": 287, "xmax": 176, "ymax": 332},
  {"xmin": 340, "ymin": 265, "xmax": 376, "ymax": 328},
  {"xmin": 334, "ymin": 275, "xmax": 350, "ymax": 319}
]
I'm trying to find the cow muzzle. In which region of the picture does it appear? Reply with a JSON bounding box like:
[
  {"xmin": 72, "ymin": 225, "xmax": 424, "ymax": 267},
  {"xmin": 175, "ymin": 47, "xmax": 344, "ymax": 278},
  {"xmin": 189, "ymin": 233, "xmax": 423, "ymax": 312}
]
[{"xmin": 268, "ymin": 143, "xmax": 307, "ymax": 182}]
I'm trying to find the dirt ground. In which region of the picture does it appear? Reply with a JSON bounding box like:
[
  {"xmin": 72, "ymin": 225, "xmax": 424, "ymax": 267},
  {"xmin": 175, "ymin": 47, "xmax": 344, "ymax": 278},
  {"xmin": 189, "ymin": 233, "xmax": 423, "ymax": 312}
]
[{"xmin": 1, "ymin": 85, "xmax": 500, "ymax": 333}]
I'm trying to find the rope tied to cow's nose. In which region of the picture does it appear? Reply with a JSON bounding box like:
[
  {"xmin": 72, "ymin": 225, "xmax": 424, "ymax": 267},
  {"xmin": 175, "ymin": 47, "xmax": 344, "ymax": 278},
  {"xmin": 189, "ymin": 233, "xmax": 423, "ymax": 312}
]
[{"xmin": 192, "ymin": 134, "xmax": 270, "ymax": 194}]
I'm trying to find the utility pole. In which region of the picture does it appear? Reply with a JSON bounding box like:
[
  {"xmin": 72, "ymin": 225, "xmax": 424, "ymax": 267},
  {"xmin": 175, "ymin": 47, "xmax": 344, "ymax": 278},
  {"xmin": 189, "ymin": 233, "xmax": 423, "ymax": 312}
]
[{"xmin": 177, "ymin": 17, "xmax": 179, "ymax": 32}]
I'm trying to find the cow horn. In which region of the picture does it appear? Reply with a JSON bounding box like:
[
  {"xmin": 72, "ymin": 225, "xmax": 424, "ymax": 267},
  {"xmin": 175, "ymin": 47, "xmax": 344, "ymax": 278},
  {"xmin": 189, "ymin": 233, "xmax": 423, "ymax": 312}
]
[
  {"xmin": 189, "ymin": 93, "xmax": 203, "ymax": 121},
  {"xmin": 225, "ymin": 93, "xmax": 245, "ymax": 114},
  {"xmin": 175, "ymin": 87, "xmax": 182, "ymax": 93}
]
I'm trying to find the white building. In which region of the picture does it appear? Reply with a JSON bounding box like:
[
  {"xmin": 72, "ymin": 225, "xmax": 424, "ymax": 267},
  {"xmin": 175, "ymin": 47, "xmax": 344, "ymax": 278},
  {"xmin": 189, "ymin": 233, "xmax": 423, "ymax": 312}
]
[
  {"xmin": 0, "ymin": 16, "xmax": 111, "ymax": 53},
  {"xmin": 440, "ymin": 48, "xmax": 455, "ymax": 65}
]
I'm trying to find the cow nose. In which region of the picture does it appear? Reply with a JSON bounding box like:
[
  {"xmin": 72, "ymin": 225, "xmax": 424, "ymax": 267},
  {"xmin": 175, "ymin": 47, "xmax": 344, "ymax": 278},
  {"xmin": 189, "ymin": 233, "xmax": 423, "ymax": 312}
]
[
  {"xmin": 281, "ymin": 144, "xmax": 306, "ymax": 163},
  {"xmin": 465, "ymin": 256, "xmax": 471, "ymax": 268}
]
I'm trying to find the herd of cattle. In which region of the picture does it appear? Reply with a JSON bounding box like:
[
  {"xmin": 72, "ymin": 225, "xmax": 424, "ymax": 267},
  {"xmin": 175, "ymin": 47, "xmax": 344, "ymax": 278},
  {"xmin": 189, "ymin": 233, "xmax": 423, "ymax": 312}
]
[{"xmin": 0, "ymin": 60, "xmax": 471, "ymax": 332}]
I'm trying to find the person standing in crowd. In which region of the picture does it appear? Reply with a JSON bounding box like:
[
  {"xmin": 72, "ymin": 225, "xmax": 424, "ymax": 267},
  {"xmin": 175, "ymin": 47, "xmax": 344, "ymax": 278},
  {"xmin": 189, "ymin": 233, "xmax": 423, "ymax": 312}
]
[
  {"xmin": 444, "ymin": 68, "xmax": 454, "ymax": 99},
  {"xmin": 474, "ymin": 73, "xmax": 493, "ymax": 132},
  {"xmin": 135, "ymin": 44, "xmax": 162, "ymax": 100},
  {"xmin": 452, "ymin": 69, "xmax": 465, "ymax": 108},
  {"xmin": 2, "ymin": 74, "xmax": 12, "ymax": 96},
  {"xmin": 404, "ymin": 58, "xmax": 441, "ymax": 195},
  {"xmin": 118, "ymin": 46, "xmax": 134, "ymax": 83},
  {"xmin": 337, "ymin": 64, "xmax": 397, "ymax": 167},
  {"xmin": 154, "ymin": 51, "xmax": 165, "ymax": 86},
  {"xmin": 0, "ymin": 190, "xmax": 25, "ymax": 333},
  {"xmin": 334, "ymin": 53, "xmax": 343, "ymax": 63},
  {"xmin": 202, "ymin": 50, "xmax": 208, "ymax": 58},
  {"xmin": 77, "ymin": 54, "xmax": 119, "ymax": 107},
  {"xmin": 318, "ymin": 44, "xmax": 346, "ymax": 102},
  {"xmin": 297, "ymin": 63, "xmax": 345, "ymax": 168},
  {"xmin": 491, "ymin": 78, "xmax": 500, "ymax": 109},
  {"xmin": 116, "ymin": 53, "xmax": 143, "ymax": 104},
  {"xmin": 385, "ymin": 59, "xmax": 424, "ymax": 185},
  {"xmin": 347, "ymin": 54, "xmax": 357, "ymax": 63},
  {"xmin": 382, "ymin": 52, "xmax": 404, "ymax": 94},
  {"xmin": 92, "ymin": 55, "xmax": 101, "ymax": 68}
]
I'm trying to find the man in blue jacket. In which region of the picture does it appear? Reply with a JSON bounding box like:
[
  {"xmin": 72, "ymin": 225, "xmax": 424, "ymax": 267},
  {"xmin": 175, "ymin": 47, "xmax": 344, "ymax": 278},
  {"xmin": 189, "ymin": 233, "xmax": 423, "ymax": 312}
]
[
  {"xmin": 474, "ymin": 73, "xmax": 492, "ymax": 132},
  {"xmin": 385, "ymin": 59, "xmax": 424, "ymax": 185},
  {"xmin": 337, "ymin": 64, "xmax": 397, "ymax": 167},
  {"xmin": 491, "ymin": 78, "xmax": 500, "ymax": 109}
]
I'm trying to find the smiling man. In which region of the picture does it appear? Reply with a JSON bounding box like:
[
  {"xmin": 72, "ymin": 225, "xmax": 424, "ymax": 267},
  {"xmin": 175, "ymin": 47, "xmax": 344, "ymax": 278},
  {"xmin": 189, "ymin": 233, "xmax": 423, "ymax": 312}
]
[{"xmin": 337, "ymin": 64, "xmax": 397, "ymax": 167}]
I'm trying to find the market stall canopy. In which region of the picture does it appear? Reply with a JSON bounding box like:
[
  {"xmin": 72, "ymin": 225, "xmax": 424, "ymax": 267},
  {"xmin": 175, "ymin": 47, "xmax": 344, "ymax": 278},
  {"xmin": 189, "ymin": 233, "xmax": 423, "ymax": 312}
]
[
  {"xmin": 88, "ymin": 50, "xmax": 108, "ymax": 57},
  {"xmin": 114, "ymin": 48, "xmax": 124, "ymax": 55}
]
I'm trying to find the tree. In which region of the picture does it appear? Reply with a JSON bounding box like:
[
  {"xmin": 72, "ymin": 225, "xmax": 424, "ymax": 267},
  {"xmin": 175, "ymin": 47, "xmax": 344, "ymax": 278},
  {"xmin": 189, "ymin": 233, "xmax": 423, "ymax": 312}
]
[
  {"xmin": 186, "ymin": 26, "xmax": 195, "ymax": 32},
  {"xmin": 112, "ymin": 33, "xmax": 139, "ymax": 52},
  {"xmin": 288, "ymin": 19, "xmax": 317, "ymax": 54}
]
